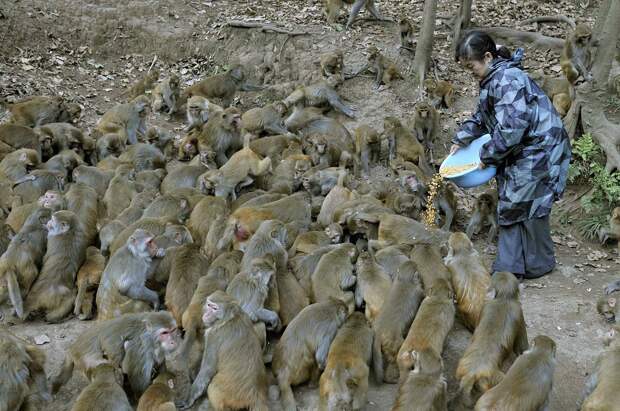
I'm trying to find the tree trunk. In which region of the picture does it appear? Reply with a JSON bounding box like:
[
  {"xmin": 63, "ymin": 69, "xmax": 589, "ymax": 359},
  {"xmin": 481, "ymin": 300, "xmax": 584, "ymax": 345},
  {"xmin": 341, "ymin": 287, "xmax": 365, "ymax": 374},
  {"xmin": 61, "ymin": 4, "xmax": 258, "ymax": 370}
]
[
  {"xmin": 591, "ymin": 0, "xmax": 620, "ymax": 86},
  {"xmin": 412, "ymin": 0, "xmax": 438, "ymax": 89},
  {"xmin": 452, "ymin": 0, "xmax": 473, "ymax": 51}
]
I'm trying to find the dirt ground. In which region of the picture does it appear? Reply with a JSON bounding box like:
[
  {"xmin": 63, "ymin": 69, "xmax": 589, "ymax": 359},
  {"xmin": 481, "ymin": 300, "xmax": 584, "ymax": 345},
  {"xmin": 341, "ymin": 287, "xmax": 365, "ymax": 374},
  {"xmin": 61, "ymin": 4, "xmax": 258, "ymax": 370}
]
[{"xmin": 1, "ymin": 0, "xmax": 618, "ymax": 410}]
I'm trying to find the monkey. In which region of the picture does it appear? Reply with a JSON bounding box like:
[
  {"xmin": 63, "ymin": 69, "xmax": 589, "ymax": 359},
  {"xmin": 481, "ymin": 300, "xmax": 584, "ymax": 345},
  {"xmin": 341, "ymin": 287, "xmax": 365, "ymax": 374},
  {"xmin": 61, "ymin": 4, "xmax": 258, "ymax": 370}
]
[
  {"xmin": 597, "ymin": 294, "xmax": 618, "ymax": 323},
  {"xmin": 5, "ymin": 189, "xmax": 65, "ymax": 233},
  {"xmin": 51, "ymin": 311, "xmax": 179, "ymax": 396},
  {"xmin": 264, "ymin": 154, "xmax": 312, "ymax": 194},
  {"xmin": 0, "ymin": 207, "xmax": 51, "ymax": 319},
  {"xmin": 35, "ymin": 122, "xmax": 86, "ymax": 157},
  {"xmin": 177, "ymin": 291, "xmax": 270, "ymax": 410},
  {"xmin": 96, "ymin": 95, "xmax": 150, "ymax": 145},
  {"xmin": 325, "ymin": 0, "xmax": 388, "ymax": 29},
  {"xmin": 366, "ymin": 213, "xmax": 450, "ymax": 253},
  {"xmin": 284, "ymin": 105, "xmax": 325, "ymax": 132},
  {"xmin": 198, "ymin": 107, "xmax": 243, "ymax": 167},
  {"xmin": 136, "ymin": 168, "xmax": 166, "ymax": 191},
  {"xmin": 72, "ymin": 165, "xmax": 113, "ymax": 198},
  {"xmin": 241, "ymin": 102, "xmax": 289, "ymax": 136},
  {"xmin": 164, "ymin": 243, "xmax": 209, "ymax": 326},
  {"xmin": 466, "ymin": 188, "xmax": 498, "ymax": 242},
  {"xmin": 384, "ymin": 190, "xmax": 420, "ymax": 219},
  {"xmin": 23, "ymin": 211, "xmax": 86, "ymax": 322},
  {"xmin": 474, "ymin": 335, "xmax": 556, "ymax": 411},
  {"xmin": 142, "ymin": 193, "xmax": 191, "ymax": 222},
  {"xmin": 425, "ymin": 78, "xmax": 455, "ymax": 109},
  {"xmin": 108, "ymin": 217, "xmax": 190, "ymax": 256},
  {"xmin": 151, "ymin": 74, "xmax": 180, "ymax": 115},
  {"xmin": 410, "ymin": 244, "xmax": 452, "ymax": 293},
  {"xmin": 391, "ymin": 348, "xmax": 447, "ymax": 411},
  {"xmin": 96, "ymin": 133, "xmax": 126, "ymax": 160},
  {"xmin": 354, "ymin": 124, "xmax": 383, "ymax": 177},
  {"xmin": 302, "ymin": 166, "xmax": 347, "ymax": 197},
  {"xmin": 185, "ymin": 95, "xmax": 223, "ymax": 132},
  {"xmin": 444, "ymin": 232, "xmax": 492, "ymax": 330},
  {"xmin": 0, "ymin": 148, "xmax": 39, "ymax": 182},
  {"xmin": 65, "ymin": 182, "xmax": 100, "ymax": 245},
  {"xmin": 397, "ymin": 278, "xmax": 455, "ymax": 384},
  {"xmin": 0, "ymin": 328, "xmax": 50, "ymax": 411},
  {"xmin": 412, "ymin": 101, "xmax": 439, "ymax": 162},
  {"xmin": 317, "ymin": 170, "xmax": 357, "ymax": 227},
  {"xmin": 383, "ymin": 116, "xmax": 434, "ymax": 175},
  {"xmin": 355, "ymin": 250, "xmax": 392, "ymax": 323},
  {"xmin": 366, "ymin": 45, "xmax": 403, "ymax": 87},
  {"xmin": 72, "ymin": 246, "xmax": 106, "ymax": 320},
  {"xmin": 560, "ymin": 23, "xmax": 596, "ymax": 87},
  {"xmin": 160, "ymin": 162, "xmax": 207, "ymax": 194},
  {"xmin": 183, "ymin": 65, "xmax": 261, "ymax": 108},
  {"xmin": 42, "ymin": 149, "xmax": 83, "ymax": 183},
  {"xmin": 273, "ymin": 298, "xmax": 349, "ymax": 411},
  {"xmin": 0, "ymin": 123, "xmax": 42, "ymax": 160},
  {"xmin": 7, "ymin": 95, "xmax": 66, "ymax": 127},
  {"xmin": 399, "ymin": 18, "xmax": 415, "ymax": 51},
  {"xmin": 553, "ymin": 92, "xmax": 572, "ymax": 117},
  {"xmin": 249, "ymin": 134, "xmax": 298, "ymax": 167},
  {"xmin": 456, "ymin": 271, "xmax": 529, "ymax": 405},
  {"xmin": 103, "ymin": 164, "xmax": 138, "ymax": 220},
  {"xmin": 433, "ymin": 181, "xmax": 458, "ymax": 231},
  {"xmin": 325, "ymin": 222, "xmax": 345, "ymax": 244},
  {"xmin": 288, "ymin": 230, "xmax": 333, "ymax": 258},
  {"xmin": 137, "ymin": 371, "xmax": 177, "ymax": 411},
  {"xmin": 599, "ymin": 207, "xmax": 620, "ymax": 254},
  {"xmin": 283, "ymin": 81, "xmax": 356, "ymax": 118},
  {"xmin": 127, "ymin": 69, "xmax": 160, "ymax": 99},
  {"xmin": 95, "ymin": 229, "xmax": 162, "ymax": 320},
  {"xmin": 70, "ymin": 363, "xmax": 132, "ymax": 411},
  {"xmin": 605, "ymin": 278, "xmax": 620, "ymax": 295},
  {"xmin": 118, "ymin": 142, "xmax": 166, "ymax": 172},
  {"xmin": 144, "ymin": 126, "xmax": 175, "ymax": 157},
  {"xmin": 10, "ymin": 169, "xmax": 65, "ymax": 209},
  {"xmin": 320, "ymin": 49, "xmax": 345, "ymax": 86},
  {"xmin": 311, "ymin": 243, "xmax": 358, "ymax": 312},
  {"xmin": 318, "ymin": 311, "xmax": 374, "ymax": 411},
  {"xmin": 186, "ymin": 196, "xmax": 229, "ymax": 245},
  {"xmin": 373, "ymin": 244, "xmax": 411, "ymax": 280},
  {"xmin": 580, "ymin": 326, "xmax": 620, "ymax": 411},
  {"xmin": 307, "ymin": 134, "xmax": 353, "ymax": 169}
]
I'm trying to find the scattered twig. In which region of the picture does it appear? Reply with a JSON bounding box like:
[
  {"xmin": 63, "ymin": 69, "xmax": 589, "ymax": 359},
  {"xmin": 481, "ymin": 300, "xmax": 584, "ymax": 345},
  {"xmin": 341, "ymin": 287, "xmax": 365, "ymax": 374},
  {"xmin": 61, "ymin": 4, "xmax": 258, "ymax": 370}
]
[
  {"xmin": 148, "ymin": 55, "xmax": 157, "ymax": 73},
  {"xmin": 227, "ymin": 21, "xmax": 310, "ymax": 36},
  {"xmin": 521, "ymin": 15, "xmax": 576, "ymax": 30}
]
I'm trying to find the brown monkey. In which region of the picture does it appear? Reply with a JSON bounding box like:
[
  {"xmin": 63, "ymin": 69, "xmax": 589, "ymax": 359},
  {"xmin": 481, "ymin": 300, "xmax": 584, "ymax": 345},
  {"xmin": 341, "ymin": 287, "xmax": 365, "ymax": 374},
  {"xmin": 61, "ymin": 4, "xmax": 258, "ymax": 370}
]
[
  {"xmin": 580, "ymin": 326, "xmax": 620, "ymax": 411},
  {"xmin": 325, "ymin": 0, "xmax": 388, "ymax": 28},
  {"xmin": 384, "ymin": 190, "xmax": 420, "ymax": 219},
  {"xmin": 108, "ymin": 217, "xmax": 190, "ymax": 256},
  {"xmin": 0, "ymin": 207, "xmax": 51, "ymax": 318},
  {"xmin": 0, "ymin": 123, "xmax": 42, "ymax": 160},
  {"xmin": 302, "ymin": 166, "xmax": 347, "ymax": 197},
  {"xmin": 383, "ymin": 116, "xmax": 433, "ymax": 175},
  {"xmin": 320, "ymin": 49, "xmax": 345, "ymax": 86},
  {"xmin": 466, "ymin": 188, "xmax": 498, "ymax": 241},
  {"xmin": 399, "ymin": 18, "xmax": 415, "ymax": 51},
  {"xmin": 374, "ymin": 244, "xmax": 411, "ymax": 280},
  {"xmin": 456, "ymin": 271, "xmax": 529, "ymax": 405},
  {"xmin": 72, "ymin": 165, "xmax": 114, "ymax": 198},
  {"xmin": 183, "ymin": 65, "xmax": 260, "ymax": 108},
  {"xmin": 186, "ymin": 95, "xmax": 223, "ymax": 132},
  {"xmin": 433, "ymin": 181, "xmax": 458, "ymax": 231},
  {"xmin": 307, "ymin": 134, "xmax": 352, "ymax": 168},
  {"xmin": 24, "ymin": 210, "xmax": 86, "ymax": 322},
  {"xmin": 136, "ymin": 168, "xmax": 166, "ymax": 191},
  {"xmin": 273, "ymin": 298, "xmax": 349, "ymax": 411},
  {"xmin": 137, "ymin": 371, "xmax": 177, "ymax": 411},
  {"xmin": 178, "ymin": 291, "xmax": 270, "ymax": 410},
  {"xmin": 410, "ymin": 244, "xmax": 452, "ymax": 293},
  {"xmin": 444, "ymin": 232, "xmax": 491, "ymax": 330},
  {"xmin": 355, "ymin": 250, "xmax": 391, "ymax": 322},
  {"xmin": 283, "ymin": 105, "xmax": 324, "ymax": 132},
  {"xmin": 290, "ymin": 244, "xmax": 344, "ymax": 298},
  {"xmin": 187, "ymin": 196, "xmax": 229, "ymax": 245},
  {"xmin": 367, "ymin": 45, "xmax": 403, "ymax": 87},
  {"xmin": 241, "ymin": 102, "xmax": 288, "ymax": 136},
  {"xmin": 288, "ymin": 230, "xmax": 332, "ymax": 257},
  {"xmin": 318, "ymin": 170, "xmax": 356, "ymax": 227},
  {"xmin": 96, "ymin": 229, "xmax": 162, "ymax": 320},
  {"xmin": 312, "ymin": 243, "xmax": 358, "ymax": 312},
  {"xmin": 412, "ymin": 101, "xmax": 439, "ymax": 162},
  {"xmin": 249, "ymin": 134, "xmax": 298, "ymax": 167},
  {"xmin": 118, "ymin": 142, "xmax": 166, "ymax": 172},
  {"xmin": 0, "ymin": 148, "xmax": 39, "ymax": 182},
  {"xmin": 599, "ymin": 207, "xmax": 620, "ymax": 254},
  {"xmin": 553, "ymin": 93, "xmax": 572, "ymax": 117},
  {"xmin": 104, "ymin": 164, "xmax": 138, "ymax": 219},
  {"xmin": 70, "ymin": 363, "xmax": 132, "ymax": 411},
  {"xmin": 391, "ymin": 349, "xmax": 447, "ymax": 411},
  {"xmin": 96, "ymin": 133, "xmax": 126, "ymax": 160},
  {"xmin": 560, "ymin": 23, "xmax": 596, "ymax": 86},
  {"xmin": 397, "ymin": 278, "xmax": 455, "ymax": 383},
  {"xmin": 367, "ymin": 213, "xmax": 450, "ymax": 252},
  {"xmin": 283, "ymin": 81, "xmax": 356, "ymax": 118},
  {"xmin": 142, "ymin": 193, "xmax": 191, "ymax": 222},
  {"xmin": 164, "ymin": 243, "xmax": 209, "ymax": 326},
  {"xmin": 425, "ymin": 79, "xmax": 455, "ymax": 109},
  {"xmin": 151, "ymin": 74, "xmax": 180, "ymax": 115},
  {"xmin": 198, "ymin": 107, "xmax": 243, "ymax": 167},
  {"xmin": 597, "ymin": 294, "xmax": 618, "ymax": 323},
  {"xmin": 65, "ymin": 182, "xmax": 100, "ymax": 246},
  {"xmin": 7, "ymin": 95, "xmax": 65, "ymax": 127},
  {"xmin": 51, "ymin": 311, "xmax": 178, "ymax": 396},
  {"xmin": 0, "ymin": 328, "xmax": 50, "ymax": 411},
  {"xmin": 96, "ymin": 95, "xmax": 150, "ymax": 145},
  {"xmin": 74, "ymin": 246, "xmax": 106, "ymax": 320},
  {"xmin": 127, "ymin": 69, "xmax": 160, "ymax": 99},
  {"xmin": 160, "ymin": 162, "xmax": 206, "ymax": 194},
  {"xmin": 354, "ymin": 124, "xmax": 382, "ymax": 176},
  {"xmin": 474, "ymin": 335, "xmax": 556, "ymax": 411},
  {"xmin": 6, "ymin": 189, "xmax": 65, "ymax": 233},
  {"xmin": 35, "ymin": 122, "xmax": 85, "ymax": 157},
  {"xmin": 318, "ymin": 312, "xmax": 373, "ymax": 411}
]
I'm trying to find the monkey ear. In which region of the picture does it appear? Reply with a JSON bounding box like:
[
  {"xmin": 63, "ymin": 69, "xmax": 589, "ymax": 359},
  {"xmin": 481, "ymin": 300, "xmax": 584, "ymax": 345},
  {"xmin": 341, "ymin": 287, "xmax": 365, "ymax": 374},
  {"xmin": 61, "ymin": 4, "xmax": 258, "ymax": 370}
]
[
  {"xmin": 270, "ymin": 229, "xmax": 279, "ymax": 238},
  {"xmin": 486, "ymin": 287, "xmax": 497, "ymax": 300},
  {"xmin": 609, "ymin": 297, "xmax": 617, "ymax": 308},
  {"xmin": 180, "ymin": 199, "xmax": 188, "ymax": 209},
  {"xmin": 19, "ymin": 152, "xmax": 28, "ymax": 161}
]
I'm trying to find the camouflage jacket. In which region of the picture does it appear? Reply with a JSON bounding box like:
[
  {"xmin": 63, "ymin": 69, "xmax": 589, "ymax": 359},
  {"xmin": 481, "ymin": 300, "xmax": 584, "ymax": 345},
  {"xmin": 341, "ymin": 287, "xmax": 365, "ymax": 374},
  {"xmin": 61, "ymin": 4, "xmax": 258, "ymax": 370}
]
[{"xmin": 452, "ymin": 48, "xmax": 571, "ymax": 226}]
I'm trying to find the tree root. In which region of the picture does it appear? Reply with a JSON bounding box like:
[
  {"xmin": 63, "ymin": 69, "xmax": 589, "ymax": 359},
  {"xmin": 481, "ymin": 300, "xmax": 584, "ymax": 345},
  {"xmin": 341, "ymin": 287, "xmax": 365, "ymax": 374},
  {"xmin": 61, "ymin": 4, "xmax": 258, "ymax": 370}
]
[
  {"xmin": 521, "ymin": 15, "xmax": 576, "ymax": 30},
  {"xmin": 227, "ymin": 21, "xmax": 310, "ymax": 36},
  {"xmin": 467, "ymin": 27, "xmax": 564, "ymax": 50}
]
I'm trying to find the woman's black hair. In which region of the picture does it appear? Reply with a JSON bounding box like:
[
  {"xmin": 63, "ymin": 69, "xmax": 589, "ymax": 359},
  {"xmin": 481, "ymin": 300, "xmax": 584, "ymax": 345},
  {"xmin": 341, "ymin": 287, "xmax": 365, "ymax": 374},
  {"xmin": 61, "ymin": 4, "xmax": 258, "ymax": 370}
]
[{"xmin": 455, "ymin": 31, "xmax": 512, "ymax": 62}]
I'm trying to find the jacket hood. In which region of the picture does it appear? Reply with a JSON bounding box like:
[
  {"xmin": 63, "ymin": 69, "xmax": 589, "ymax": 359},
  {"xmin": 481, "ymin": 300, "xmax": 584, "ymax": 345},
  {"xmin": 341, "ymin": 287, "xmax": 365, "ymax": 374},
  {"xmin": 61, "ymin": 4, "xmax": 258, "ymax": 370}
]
[{"xmin": 481, "ymin": 47, "xmax": 525, "ymax": 86}]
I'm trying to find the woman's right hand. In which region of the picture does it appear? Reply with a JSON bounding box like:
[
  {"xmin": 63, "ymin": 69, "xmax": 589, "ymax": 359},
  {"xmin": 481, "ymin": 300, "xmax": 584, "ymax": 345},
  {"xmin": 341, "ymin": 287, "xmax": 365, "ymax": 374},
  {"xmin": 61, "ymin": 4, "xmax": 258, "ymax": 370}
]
[{"xmin": 450, "ymin": 144, "xmax": 461, "ymax": 155}]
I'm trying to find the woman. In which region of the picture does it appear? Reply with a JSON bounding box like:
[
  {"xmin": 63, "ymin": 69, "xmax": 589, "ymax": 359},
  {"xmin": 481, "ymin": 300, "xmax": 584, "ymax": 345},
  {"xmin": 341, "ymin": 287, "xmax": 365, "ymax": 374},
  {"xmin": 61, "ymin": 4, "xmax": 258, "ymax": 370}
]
[{"xmin": 450, "ymin": 31, "xmax": 571, "ymax": 279}]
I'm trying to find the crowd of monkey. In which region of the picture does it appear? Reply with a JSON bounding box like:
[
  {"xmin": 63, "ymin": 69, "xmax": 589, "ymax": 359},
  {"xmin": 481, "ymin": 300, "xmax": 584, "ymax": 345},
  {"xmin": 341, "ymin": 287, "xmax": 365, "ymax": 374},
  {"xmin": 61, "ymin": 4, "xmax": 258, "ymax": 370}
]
[{"xmin": 0, "ymin": 2, "xmax": 620, "ymax": 410}]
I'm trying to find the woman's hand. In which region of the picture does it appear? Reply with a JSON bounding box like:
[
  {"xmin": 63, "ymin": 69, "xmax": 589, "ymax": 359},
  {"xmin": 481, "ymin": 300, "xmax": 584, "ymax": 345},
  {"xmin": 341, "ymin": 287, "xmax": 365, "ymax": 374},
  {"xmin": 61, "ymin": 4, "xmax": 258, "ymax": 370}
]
[{"xmin": 450, "ymin": 144, "xmax": 461, "ymax": 155}]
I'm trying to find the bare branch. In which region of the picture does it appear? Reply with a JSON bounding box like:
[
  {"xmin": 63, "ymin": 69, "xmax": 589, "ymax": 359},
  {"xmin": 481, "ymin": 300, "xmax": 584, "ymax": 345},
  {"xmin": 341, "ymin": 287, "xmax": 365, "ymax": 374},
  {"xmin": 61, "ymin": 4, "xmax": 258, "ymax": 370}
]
[{"xmin": 227, "ymin": 21, "xmax": 310, "ymax": 36}]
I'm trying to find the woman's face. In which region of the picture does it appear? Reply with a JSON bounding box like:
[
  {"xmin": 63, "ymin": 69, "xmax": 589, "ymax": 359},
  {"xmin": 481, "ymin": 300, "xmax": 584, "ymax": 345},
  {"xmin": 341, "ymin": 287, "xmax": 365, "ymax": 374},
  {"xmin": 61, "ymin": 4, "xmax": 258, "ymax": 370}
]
[{"xmin": 461, "ymin": 51, "xmax": 494, "ymax": 80}]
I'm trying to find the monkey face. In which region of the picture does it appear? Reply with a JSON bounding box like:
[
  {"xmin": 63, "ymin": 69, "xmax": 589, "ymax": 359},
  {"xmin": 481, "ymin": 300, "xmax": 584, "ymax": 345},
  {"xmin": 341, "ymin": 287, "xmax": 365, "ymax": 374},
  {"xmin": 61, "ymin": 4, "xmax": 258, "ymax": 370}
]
[
  {"xmin": 38, "ymin": 191, "xmax": 61, "ymax": 208},
  {"xmin": 301, "ymin": 176, "xmax": 312, "ymax": 191},
  {"xmin": 202, "ymin": 298, "xmax": 222, "ymax": 326},
  {"xmin": 600, "ymin": 297, "xmax": 616, "ymax": 323},
  {"xmin": 325, "ymin": 224, "xmax": 342, "ymax": 244},
  {"xmin": 156, "ymin": 327, "xmax": 179, "ymax": 352},
  {"xmin": 46, "ymin": 214, "xmax": 69, "ymax": 236},
  {"xmin": 612, "ymin": 207, "xmax": 620, "ymax": 222},
  {"xmin": 447, "ymin": 232, "xmax": 473, "ymax": 256}
]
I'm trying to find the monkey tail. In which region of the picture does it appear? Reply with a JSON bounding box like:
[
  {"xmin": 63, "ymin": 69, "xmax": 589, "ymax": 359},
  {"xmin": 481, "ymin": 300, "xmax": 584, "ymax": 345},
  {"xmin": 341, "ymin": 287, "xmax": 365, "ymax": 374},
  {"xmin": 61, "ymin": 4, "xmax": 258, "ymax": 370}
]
[
  {"xmin": 51, "ymin": 355, "xmax": 74, "ymax": 394},
  {"xmin": 5, "ymin": 269, "xmax": 25, "ymax": 320},
  {"xmin": 337, "ymin": 169, "xmax": 346, "ymax": 187},
  {"xmin": 457, "ymin": 375, "xmax": 476, "ymax": 408},
  {"xmin": 73, "ymin": 285, "xmax": 86, "ymax": 317},
  {"xmin": 372, "ymin": 335, "xmax": 384, "ymax": 383},
  {"xmin": 243, "ymin": 133, "xmax": 252, "ymax": 149}
]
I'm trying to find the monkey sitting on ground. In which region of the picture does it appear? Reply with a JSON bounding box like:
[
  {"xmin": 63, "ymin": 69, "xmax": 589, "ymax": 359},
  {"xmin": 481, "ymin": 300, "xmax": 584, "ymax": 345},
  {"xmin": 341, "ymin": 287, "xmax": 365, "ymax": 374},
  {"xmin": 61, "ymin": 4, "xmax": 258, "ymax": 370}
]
[
  {"xmin": 456, "ymin": 271, "xmax": 529, "ymax": 405},
  {"xmin": 96, "ymin": 95, "xmax": 150, "ymax": 145},
  {"xmin": 198, "ymin": 107, "xmax": 243, "ymax": 167},
  {"xmin": 151, "ymin": 74, "xmax": 180, "ymax": 115},
  {"xmin": 599, "ymin": 207, "xmax": 620, "ymax": 254},
  {"xmin": 186, "ymin": 96, "xmax": 224, "ymax": 132},
  {"xmin": 354, "ymin": 124, "xmax": 383, "ymax": 177},
  {"xmin": 73, "ymin": 246, "xmax": 106, "ymax": 320},
  {"xmin": 466, "ymin": 188, "xmax": 498, "ymax": 241},
  {"xmin": 382, "ymin": 116, "xmax": 434, "ymax": 175},
  {"xmin": 274, "ymin": 298, "xmax": 349, "ymax": 411},
  {"xmin": 137, "ymin": 371, "xmax": 177, "ymax": 411},
  {"xmin": 580, "ymin": 325, "xmax": 620, "ymax": 411},
  {"xmin": 560, "ymin": 23, "xmax": 596, "ymax": 87},
  {"xmin": 182, "ymin": 65, "xmax": 261, "ymax": 108},
  {"xmin": 126, "ymin": 69, "xmax": 159, "ymax": 99},
  {"xmin": 425, "ymin": 78, "xmax": 455, "ymax": 109},
  {"xmin": 355, "ymin": 250, "xmax": 392, "ymax": 323},
  {"xmin": 0, "ymin": 328, "xmax": 50, "ymax": 411},
  {"xmin": 96, "ymin": 132, "xmax": 126, "ymax": 160},
  {"xmin": 597, "ymin": 293, "xmax": 618, "ymax": 323},
  {"xmin": 411, "ymin": 101, "xmax": 439, "ymax": 162},
  {"xmin": 320, "ymin": 50, "xmax": 345, "ymax": 86},
  {"xmin": 0, "ymin": 148, "xmax": 39, "ymax": 182},
  {"xmin": 241, "ymin": 102, "xmax": 288, "ymax": 136},
  {"xmin": 51, "ymin": 311, "xmax": 179, "ymax": 396},
  {"xmin": 8, "ymin": 96, "xmax": 79, "ymax": 127},
  {"xmin": 444, "ymin": 232, "xmax": 491, "ymax": 330},
  {"xmin": 325, "ymin": 0, "xmax": 389, "ymax": 29},
  {"xmin": 399, "ymin": 18, "xmax": 415, "ymax": 51},
  {"xmin": 177, "ymin": 291, "xmax": 271, "ymax": 410},
  {"xmin": 391, "ymin": 349, "xmax": 447, "ymax": 411},
  {"xmin": 283, "ymin": 81, "xmax": 356, "ymax": 118},
  {"xmin": 366, "ymin": 45, "xmax": 403, "ymax": 87},
  {"xmin": 311, "ymin": 243, "xmax": 358, "ymax": 312},
  {"xmin": 318, "ymin": 312, "xmax": 373, "ymax": 411},
  {"xmin": 474, "ymin": 335, "xmax": 556, "ymax": 411},
  {"xmin": 70, "ymin": 364, "xmax": 132, "ymax": 411}
]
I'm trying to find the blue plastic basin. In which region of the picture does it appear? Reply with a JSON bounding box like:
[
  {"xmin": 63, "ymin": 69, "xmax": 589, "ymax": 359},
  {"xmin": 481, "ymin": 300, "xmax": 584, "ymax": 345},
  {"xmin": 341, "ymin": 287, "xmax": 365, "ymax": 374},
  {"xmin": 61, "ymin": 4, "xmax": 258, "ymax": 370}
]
[{"xmin": 440, "ymin": 134, "xmax": 497, "ymax": 188}]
